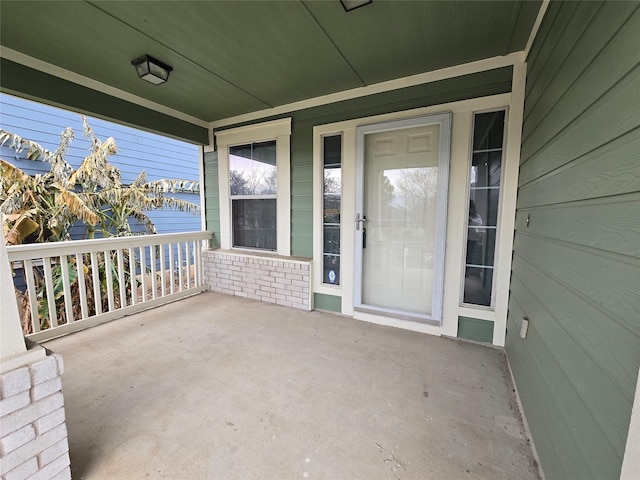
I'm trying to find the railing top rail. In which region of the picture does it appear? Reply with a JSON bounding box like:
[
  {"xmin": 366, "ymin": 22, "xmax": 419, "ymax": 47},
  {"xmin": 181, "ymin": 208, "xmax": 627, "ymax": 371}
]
[{"xmin": 7, "ymin": 231, "xmax": 213, "ymax": 261}]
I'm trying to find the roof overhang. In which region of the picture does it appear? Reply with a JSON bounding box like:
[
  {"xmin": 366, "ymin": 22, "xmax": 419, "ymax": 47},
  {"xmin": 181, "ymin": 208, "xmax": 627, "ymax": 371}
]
[{"xmin": 0, "ymin": 1, "xmax": 546, "ymax": 143}]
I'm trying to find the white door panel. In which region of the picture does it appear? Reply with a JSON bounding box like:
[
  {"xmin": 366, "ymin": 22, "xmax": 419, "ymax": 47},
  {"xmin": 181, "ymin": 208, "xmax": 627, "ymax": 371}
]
[{"xmin": 355, "ymin": 114, "xmax": 451, "ymax": 322}]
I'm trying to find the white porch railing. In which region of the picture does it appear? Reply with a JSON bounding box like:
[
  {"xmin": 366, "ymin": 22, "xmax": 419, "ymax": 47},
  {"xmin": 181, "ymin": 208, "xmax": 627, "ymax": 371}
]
[{"xmin": 7, "ymin": 231, "xmax": 212, "ymax": 342}]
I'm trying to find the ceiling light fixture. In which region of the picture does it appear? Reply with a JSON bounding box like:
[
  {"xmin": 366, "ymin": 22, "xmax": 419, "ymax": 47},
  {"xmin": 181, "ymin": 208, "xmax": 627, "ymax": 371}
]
[
  {"xmin": 131, "ymin": 55, "xmax": 173, "ymax": 85},
  {"xmin": 340, "ymin": 0, "xmax": 372, "ymax": 12}
]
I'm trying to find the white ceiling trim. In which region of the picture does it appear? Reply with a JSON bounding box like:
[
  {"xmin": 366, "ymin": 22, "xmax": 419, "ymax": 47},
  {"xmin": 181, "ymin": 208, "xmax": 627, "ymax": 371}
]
[
  {"xmin": 0, "ymin": 46, "xmax": 209, "ymax": 128},
  {"xmin": 209, "ymin": 51, "xmax": 526, "ymax": 130},
  {"xmin": 524, "ymin": 0, "xmax": 551, "ymax": 60}
]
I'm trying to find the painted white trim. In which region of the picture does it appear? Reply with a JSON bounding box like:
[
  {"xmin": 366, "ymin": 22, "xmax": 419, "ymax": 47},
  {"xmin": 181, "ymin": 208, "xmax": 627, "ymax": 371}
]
[
  {"xmin": 312, "ymin": 128, "xmax": 345, "ymax": 294},
  {"xmin": 312, "ymin": 95, "xmax": 511, "ymax": 134},
  {"xmin": 311, "ymin": 91, "xmax": 517, "ymax": 344},
  {"xmin": 354, "ymin": 310, "xmax": 442, "ymax": 337},
  {"xmin": 621, "ymin": 368, "xmax": 640, "ymax": 480},
  {"xmin": 209, "ymin": 53, "xmax": 524, "ymax": 130},
  {"xmin": 441, "ymin": 110, "xmax": 474, "ymax": 338},
  {"xmin": 215, "ymin": 118, "xmax": 291, "ymax": 146},
  {"xmin": 1, "ymin": 240, "xmax": 27, "ymax": 360},
  {"xmin": 353, "ymin": 113, "xmax": 451, "ymax": 323},
  {"xmin": 340, "ymin": 128, "xmax": 357, "ymax": 316},
  {"xmin": 198, "ymin": 146, "xmax": 206, "ymax": 232},
  {"xmin": 524, "ymin": 1, "xmax": 551, "ymax": 60},
  {"xmin": 0, "ymin": 46, "xmax": 209, "ymax": 128},
  {"xmin": 215, "ymin": 118, "xmax": 292, "ymax": 255},
  {"xmin": 218, "ymin": 144, "xmax": 231, "ymax": 250},
  {"xmin": 276, "ymin": 133, "xmax": 291, "ymax": 256},
  {"xmin": 458, "ymin": 306, "xmax": 496, "ymax": 322},
  {"xmin": 457, "ymin": 107, "xmax": 509, "ymax": 321},
  {"xmin": 492, "ymin": 62, "xmax": 526, "ymax": 347}
]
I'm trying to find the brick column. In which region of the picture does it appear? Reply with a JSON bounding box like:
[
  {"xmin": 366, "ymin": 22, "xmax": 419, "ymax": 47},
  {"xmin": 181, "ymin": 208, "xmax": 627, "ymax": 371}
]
[{"xmin": 0, "ymin": 353, "xmax": 71, "ymax": 480}]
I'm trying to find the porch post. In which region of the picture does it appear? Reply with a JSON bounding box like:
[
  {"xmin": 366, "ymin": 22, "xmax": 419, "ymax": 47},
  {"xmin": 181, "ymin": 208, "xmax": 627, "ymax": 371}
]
[
  {"xmin": 0, "ymin": 240, "xmax": 72, "ymax": 479},
  {"xmin": 1, "ymin": 240, "xmax": 44, "ymax": 371}
]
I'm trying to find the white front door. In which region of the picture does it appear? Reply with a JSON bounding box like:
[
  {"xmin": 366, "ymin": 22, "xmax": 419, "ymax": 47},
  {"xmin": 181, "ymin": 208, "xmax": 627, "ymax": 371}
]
[{"xmin": 354, "ymin": 114, "xmax": 451, "ymax": 323}]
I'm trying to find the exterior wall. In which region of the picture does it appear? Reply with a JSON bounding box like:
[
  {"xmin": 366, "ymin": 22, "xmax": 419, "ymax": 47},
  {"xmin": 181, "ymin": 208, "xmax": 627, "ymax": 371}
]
[
  {"xmin": 206, "ymin": 68, "xmax": 516, "ymax": 331},
  {"xmin": 0, "ymin": 93, "xmax": 201, "ymax": 237},
  {"xmin": 293, "ymin": 67, "xmax": 513, "ymax": 258},
  {"xmin": 203, "ymin": 150, "xmax": 220, "ymax": 248},
  {"xmin": 202, "ymin": 250, "xmax": 311, "ymax": 310},
  {"xmin": 506, "ymin": 2, "xmax": 640, "ymax": 479},
  {"xmin": 207, "ymin": 67, "xmax": 513, "ymax": 257},
  {"xmin": 0, "ymin": 354, "xmax": 70, "ymax": 480}
]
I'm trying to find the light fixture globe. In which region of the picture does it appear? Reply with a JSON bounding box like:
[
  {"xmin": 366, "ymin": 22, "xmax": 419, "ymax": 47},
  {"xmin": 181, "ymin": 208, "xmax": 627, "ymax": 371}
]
[{"xmin": 131, "ymin": 55, "xmax": 173, "ymax": 85}]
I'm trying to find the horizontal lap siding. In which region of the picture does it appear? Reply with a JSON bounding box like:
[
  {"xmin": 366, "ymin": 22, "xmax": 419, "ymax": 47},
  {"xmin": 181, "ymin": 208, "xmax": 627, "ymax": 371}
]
[
  {"xmin": 204, "ymin": 150, "xmax": 220, "ymax": 248},
  {"xmin": 213, "ymin": 67, "xmax": 513, "ymax": 257},
  {"xmin": 1, "ymin": 94, "xmax": 201, "ymax": 236},
  {"xmin": 507, "ymin": 2, "xmax": 640, "ymax": 479}
]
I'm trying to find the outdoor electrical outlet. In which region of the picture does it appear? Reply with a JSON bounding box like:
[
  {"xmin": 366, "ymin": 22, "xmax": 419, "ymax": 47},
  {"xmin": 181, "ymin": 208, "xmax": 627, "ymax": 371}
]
[{"xmin": 520, "ymin": 317, "xmax": 530, "ymax": 339}]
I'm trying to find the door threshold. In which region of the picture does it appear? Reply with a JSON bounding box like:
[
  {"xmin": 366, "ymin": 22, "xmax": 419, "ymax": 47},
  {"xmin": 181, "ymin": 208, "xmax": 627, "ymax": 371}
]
[{"xmin": 354, "ymin": 306, "xmax": 441, "ymax": 326}]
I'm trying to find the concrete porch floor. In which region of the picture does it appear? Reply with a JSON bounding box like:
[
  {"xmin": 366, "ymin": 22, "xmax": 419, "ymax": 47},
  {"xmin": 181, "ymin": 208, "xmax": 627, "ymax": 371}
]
[{"xmin": 44, "ymin": 292, "xmax": 540, "ymax": 480}]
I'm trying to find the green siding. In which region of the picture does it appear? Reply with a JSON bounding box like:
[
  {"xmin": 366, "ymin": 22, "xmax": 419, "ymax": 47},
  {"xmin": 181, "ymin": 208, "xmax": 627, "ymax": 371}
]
[
  {"xmin": 457, "ymin": 317, "xmax": 494, "ymax": 343},
  {"xmin": 314, "ymin": 293, "xmax": 341, "ymax": 313},
  {"xmin": 507, "ymin": 2, "xmax": 640, "ymax": 479},
  {"xmin": 203, "ymin": 150, "xmax": 221, "ymax": 248},
  {"xmin": 212, "ymin": 66, "xmax": 512, "ymax": 257},
  {"xmin": 290, "ymin": 67, "xmax": 512, "ymax": 256}
]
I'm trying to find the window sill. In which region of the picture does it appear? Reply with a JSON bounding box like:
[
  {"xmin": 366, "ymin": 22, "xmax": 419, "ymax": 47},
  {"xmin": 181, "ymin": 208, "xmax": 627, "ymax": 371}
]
[
  {"xmin": 206, "ymin": 248, "xmax": 312, "ymax": 265},
  {"xmin": 458, "ymin": 305, "xmax": 496, "ymax": 322}
]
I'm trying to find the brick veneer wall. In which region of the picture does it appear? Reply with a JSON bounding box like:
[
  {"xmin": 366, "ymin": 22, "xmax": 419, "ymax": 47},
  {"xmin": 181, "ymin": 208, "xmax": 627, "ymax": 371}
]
[
  {"xmin": 202, "ymin": 250, "xmax": 312, "ymax": 310},
  {"xmin": 0, "ymin": 354, "xmax": 71, "ymax": 480}
]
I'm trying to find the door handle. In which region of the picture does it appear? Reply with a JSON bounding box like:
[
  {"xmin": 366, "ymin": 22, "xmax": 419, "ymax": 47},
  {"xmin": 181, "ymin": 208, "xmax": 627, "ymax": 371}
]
[{"xmin": 356, "ymin": 213, "xmax": 367, "ymax": 231}]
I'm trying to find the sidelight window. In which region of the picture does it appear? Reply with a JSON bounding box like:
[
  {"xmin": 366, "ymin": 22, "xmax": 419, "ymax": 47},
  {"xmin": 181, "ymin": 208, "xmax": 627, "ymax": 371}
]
[
  {"xmin": 322, "ymin": 135, "xmax": 342, "ymax": 285},
  {"xmin": 462, "ymin": 110, "xmax": 506, "ymax": 307}
]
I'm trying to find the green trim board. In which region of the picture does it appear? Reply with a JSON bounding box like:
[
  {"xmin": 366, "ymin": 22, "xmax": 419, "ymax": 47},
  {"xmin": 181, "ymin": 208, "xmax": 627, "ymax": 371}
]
[
  {"xmin": 457, "ymin": 317, "xmax": 494, "ymax": 343},
  {"xmin": 0, "ymin": 58, "xmax": 208, "ymax": 145},
  {"xmin": 314, "ymin": 293, "xmax": 341, "ymax": 313}
]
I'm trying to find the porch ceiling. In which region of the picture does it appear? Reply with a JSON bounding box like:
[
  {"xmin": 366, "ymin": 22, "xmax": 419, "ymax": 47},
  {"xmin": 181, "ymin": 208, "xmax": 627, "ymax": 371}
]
[{"xmin": 0, "ymin": 1, "xmax": 540, "ymax": 135}]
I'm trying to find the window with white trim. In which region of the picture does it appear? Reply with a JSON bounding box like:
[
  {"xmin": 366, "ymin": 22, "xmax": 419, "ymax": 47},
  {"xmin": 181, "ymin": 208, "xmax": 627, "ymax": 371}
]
[
  {"xmin": 322, "ymin": 134, "xmax": 342, "ymax": 285},
  {"xmin": 215, "ymin": 118, "xmax": 291, "ymax": 255},
  {"xmin": 229, "ymin": 141, "xmax": 277, "ymax": 250},
  {"xmin": 462, "ymin": 109, "xmax": 506, "ymax": 307}
]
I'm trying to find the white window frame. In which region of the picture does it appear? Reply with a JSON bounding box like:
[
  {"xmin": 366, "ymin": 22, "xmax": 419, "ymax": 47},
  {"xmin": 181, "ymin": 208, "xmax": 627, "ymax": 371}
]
[
  {"xmin": 311, "ymin": 89, "xmax": 523, "ymax": 346},
  {"xmin": 460, "ymin": 107, "xmax": 509, "ymax": 310},
  {"xmin": 215, "ymin": 118, "xmax": 291, "ymax": 256},
  {"xmin": 320, "ymin": 133, "xmax": 344, "ymax": 287}
]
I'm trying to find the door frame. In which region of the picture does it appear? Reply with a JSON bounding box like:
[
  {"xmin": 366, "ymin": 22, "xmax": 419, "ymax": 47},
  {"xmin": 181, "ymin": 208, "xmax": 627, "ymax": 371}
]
[
  {"xmin": 311, "ymin": 89, "xmax": 522, "ymax": 344},
  {"xmin": 353, "ymin": 113, "xmax": 452, "ymax": 324}
]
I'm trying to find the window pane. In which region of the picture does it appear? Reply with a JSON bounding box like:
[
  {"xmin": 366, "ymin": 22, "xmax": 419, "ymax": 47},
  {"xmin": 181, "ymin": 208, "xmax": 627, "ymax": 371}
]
[
  {"xmin": 472, "ymin": 111, "xmax": 505, "ymax": 151},
  {"xmin": 463, "ymin": 110, "xmax": 505, "ymax": 307},
  {"xmin": 462, "ymin": 266, "xmax": 494, "ymax": 305},
  {"xmin": 323, "ymin": 135, "xmax": 341, "ymax": 285},
  {"xmin": 229, "ymin": 140, "xmax": 277, "ymax": 195},
  {"xmin": 232, "ymin": 199, "xmax": 276, "ymax": 250}
]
